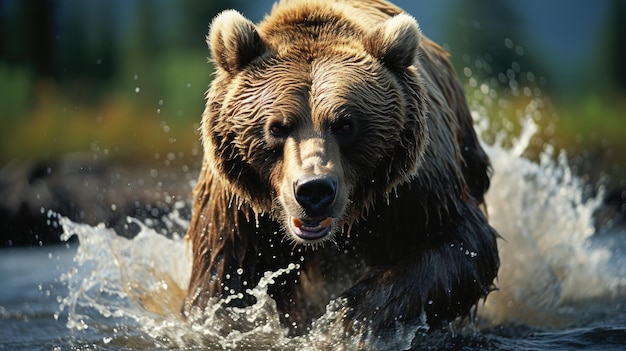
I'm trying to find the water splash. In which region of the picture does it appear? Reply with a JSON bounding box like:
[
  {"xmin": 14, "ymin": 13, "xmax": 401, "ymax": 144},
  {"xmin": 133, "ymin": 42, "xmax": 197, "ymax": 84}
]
[
  {"xmin": 59, "ymin": 210, "xmax": 415, "ymax": 350},
  {"xmin": 58, "ymin": 216, "xmax": 191, "ymax": 333},
  {"xmin": 477, "ymin": 110, "xmax": 626, "ymax": 328}
]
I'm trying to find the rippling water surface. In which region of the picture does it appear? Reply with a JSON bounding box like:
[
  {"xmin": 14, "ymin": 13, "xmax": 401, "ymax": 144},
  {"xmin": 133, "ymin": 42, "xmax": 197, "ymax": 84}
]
[{"xmin": 2, "ymin": 117, "xmax": 626, "ymax": 350}]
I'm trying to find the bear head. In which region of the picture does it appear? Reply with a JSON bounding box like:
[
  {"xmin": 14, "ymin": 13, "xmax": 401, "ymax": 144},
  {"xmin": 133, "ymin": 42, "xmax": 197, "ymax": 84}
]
[{"xmin": 201, "ymin": 3, "xmax": 429, "ymax": 245}]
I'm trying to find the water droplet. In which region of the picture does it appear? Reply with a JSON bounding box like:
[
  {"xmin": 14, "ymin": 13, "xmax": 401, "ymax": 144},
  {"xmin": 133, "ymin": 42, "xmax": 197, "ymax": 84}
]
[
  {"xmin": 464, "ymin": 67, "xmax": 472, "ymax": 78},
  {"xmin": 504, "ymin": 38, "xmax": 514, "ymax": 49}
]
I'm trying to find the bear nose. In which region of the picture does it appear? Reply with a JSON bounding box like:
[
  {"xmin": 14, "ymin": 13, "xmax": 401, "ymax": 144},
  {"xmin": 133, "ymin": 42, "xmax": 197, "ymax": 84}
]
[{"xmin": 294, "ymin": 175, "xmax": 337, "ymax": 213}]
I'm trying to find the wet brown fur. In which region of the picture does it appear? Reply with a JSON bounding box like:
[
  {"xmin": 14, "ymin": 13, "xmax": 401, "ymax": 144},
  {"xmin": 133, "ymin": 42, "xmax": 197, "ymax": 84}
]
[{"xmin": 183, "ymin": 0, "xmax": 499, "ymax": 334}]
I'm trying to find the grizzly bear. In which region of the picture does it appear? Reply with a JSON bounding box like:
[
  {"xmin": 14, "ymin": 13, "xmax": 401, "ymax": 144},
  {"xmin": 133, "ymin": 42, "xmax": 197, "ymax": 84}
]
[{"xmin": 182, "ymin": 0, "xmax": 499, "ymax": 335}]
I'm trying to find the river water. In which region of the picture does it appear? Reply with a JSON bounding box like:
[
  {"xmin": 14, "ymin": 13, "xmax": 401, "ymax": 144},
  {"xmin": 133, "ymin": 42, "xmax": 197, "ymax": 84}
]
[{"xmin": 2, "ymin": 118, "xmax": 626, "ymax": 349}]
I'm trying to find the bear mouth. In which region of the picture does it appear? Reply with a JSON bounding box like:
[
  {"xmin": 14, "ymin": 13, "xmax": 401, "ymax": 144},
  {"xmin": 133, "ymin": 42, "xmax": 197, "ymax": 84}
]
[{"xmin": 289, "ymin": 217, "xmax": 333, "ymax": 241}]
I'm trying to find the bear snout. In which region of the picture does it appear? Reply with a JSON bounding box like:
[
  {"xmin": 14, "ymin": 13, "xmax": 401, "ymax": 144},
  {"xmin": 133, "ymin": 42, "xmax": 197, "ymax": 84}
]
[
  {"xmin": 284, "ymin": 174, "xmax": 344, "ymax": 242},
  {"xmin": 294, "ymin": 174, "xmax": 337, "ymax": 214}
]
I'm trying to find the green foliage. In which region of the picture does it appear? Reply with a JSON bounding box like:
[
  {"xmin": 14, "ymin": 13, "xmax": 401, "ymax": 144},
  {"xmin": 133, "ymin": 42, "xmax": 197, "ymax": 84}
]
[
  {"xmin": 0, "ymin": 63, "xmax": 33, "ymax": 120},
  {"xmin": 557, "ymin": 95, "xmax": 626, "ymax": 152},
  {"xmin": 147, "ymin": 51, "xmax": 213, "ymax": 126},
  {"xmin": 0, "ymin": 52, "xmax": 211, "ymax": 165}
]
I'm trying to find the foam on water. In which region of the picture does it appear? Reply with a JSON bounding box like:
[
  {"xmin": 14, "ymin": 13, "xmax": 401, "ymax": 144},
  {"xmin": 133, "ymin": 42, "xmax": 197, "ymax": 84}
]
[{"xmin": 56, "ymin": 112, "xmax": 626, "ymax": 350}]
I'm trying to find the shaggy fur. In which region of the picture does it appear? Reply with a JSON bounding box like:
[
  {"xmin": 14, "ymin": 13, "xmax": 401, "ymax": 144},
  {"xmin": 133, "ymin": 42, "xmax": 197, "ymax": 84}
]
[{"xmin": 182, "ymin": 0, "xmax": 499, "ymax": 334}]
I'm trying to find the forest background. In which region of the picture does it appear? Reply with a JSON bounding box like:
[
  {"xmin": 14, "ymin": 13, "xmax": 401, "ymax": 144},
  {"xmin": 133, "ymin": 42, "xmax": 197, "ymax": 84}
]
[{"xmin": 1, "ymin": 0, "xmax": 624, "ymax": 204}]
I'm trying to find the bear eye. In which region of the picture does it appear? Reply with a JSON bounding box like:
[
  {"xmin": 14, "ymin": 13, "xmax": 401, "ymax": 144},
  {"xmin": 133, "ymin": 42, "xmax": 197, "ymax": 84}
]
[
  {"xmin": 331, "ymin": 119, "xmax": 355, "ymax": 137},
  {"xmin": 268, "ymin": 122, "xmax": 290, "ymax": 139}
]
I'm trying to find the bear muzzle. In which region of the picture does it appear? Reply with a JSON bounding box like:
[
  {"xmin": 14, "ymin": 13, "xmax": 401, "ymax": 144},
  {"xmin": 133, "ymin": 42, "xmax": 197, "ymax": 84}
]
[{"xmin": 289, "ymin": 174, "xmax": 337, "ymax": 241}]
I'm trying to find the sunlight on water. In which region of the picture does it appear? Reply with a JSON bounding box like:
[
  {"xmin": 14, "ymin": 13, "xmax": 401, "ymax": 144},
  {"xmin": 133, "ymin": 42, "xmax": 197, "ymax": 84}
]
[{"xmin": 56, "ymin": 100, "xmax": 626, "ymax": 350}]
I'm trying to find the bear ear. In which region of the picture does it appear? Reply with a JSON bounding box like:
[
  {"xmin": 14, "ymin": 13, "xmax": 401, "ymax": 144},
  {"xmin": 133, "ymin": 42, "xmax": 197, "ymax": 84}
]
[
  {"xmin": 364, "ymin": 13, "xmax": 421, "ymax": 69},
  {"xmin": 208, "ymin": 10, "xmax": 266, "ymax": 74}
]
